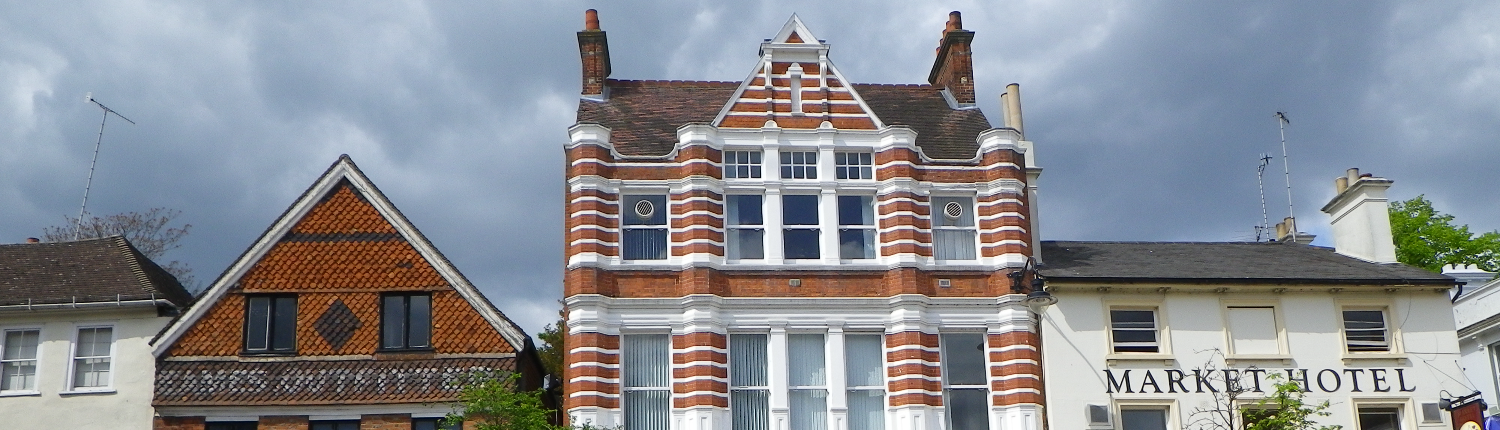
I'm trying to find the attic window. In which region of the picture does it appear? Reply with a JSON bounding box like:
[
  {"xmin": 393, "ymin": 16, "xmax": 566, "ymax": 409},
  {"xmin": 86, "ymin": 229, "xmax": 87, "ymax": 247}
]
[{"xmin": 244, "ymin": 295, "xmax": 297, "ymax": 354}]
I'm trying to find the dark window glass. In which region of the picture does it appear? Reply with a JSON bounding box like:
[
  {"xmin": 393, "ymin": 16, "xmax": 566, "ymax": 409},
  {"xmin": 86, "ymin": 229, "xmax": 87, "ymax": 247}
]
[
  {"xmin": 1121, "ymin": 409, "xmax": 1168, "ymax": 430},
  {"xmin": 783, "ymin": 230, "xmax": 820, "ymax": 259},
  {"xmin": 623, "ymin": 195, "xmax": 669, "ymax": 260},
  {"xmin": 940, "ymin": 333, "xmax": 987, "ymax": 386},
  {"xmin": 782, "ymin": 195, "xmax": 819, "ymax": 225},
  {"xmin": 780, "ymin": 151, "xmax": 818, "ymax": 179},
  {"xmin": 946, "ymin": 389, "xmax": 989, "ymax": 430},
  {"xmin": 782, "ymin": 195, "xmax": 820, "ymax": 259},
  {"xmin": 1110, "ymin": 309, "xmax": 1159, "ymax": 353},
  {"xmin": 727, "ymin": 195, "xmax": 765, "ymax": 260},
  {"xmin": 1343, "ymin": 310, "xmax": 1390, "ymax": 352},
  {"xmin": 383, "ymin": 293, "xmax": 433, "ymax": 350},
  {"xmin": 310, "ymin": 421, "xmax": 360, "ymax": 430},
  {"xmin": 1357, "ymin": 407, "xmax": 1400, "ymax": 430},
  {"xmin": 413, "ymin": 418, "xmax": 461, "ymax": 430},
  {"xmin": 244, "ymin": 295, "xmax": 296, "ymax": 353}
]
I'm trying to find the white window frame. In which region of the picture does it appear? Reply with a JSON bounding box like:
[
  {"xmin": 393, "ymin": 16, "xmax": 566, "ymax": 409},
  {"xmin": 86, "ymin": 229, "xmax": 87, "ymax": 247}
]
[
  {"xmin": 1337, "ymin": 302, "xmax": 1402, "ymax": 355},
  {"xmin": 781, "ymin": 194, "xmax": 822, "ymax": 260},
  {"xmin": 1115, "ymin": 400, "xmax": 1178, "ymax": 430},
  {"xmin": 65, "ymin": 323, "xmax": 116, "ymax": 393},
  {"xmin": 620, "ymin": 194, "xmax": 670, "ymax": 261},
  {"xmin": 621, "ymin": 333, "xmax": 671, "ymax": 430},
  {"xmin": 1220, "ymin": 301, "xmax": 1288, "ymax": 359},
  {"xmin": 843, "ymin": 333, "xmax": 887, "ymax": 430},
  {"xmin": 724, "ymin": 150, "xmax": 764, "ymax": 179},
  {"xmin": 730, "ymin": 333, "xmax": 771, "ymax": 430},
  {"xmin": 939, "ymin": 332, "xmax": 991, "ymax": 430},
  {"xmin": 726, "ymin": 194, "xmax": 766, "ymax": 261},
  {"xmin": 787, "ymin": 333, "xmax": 829, "ymax": 430},
  {"xmin": 0, "ymin": 325, "xmax": 43, "ymax": 395},
  {"xmin": 834, "ymin": 152, "xmax": 873, "ymax": 180},
  {"xmin": 1108, "ymin": 306, "xmax": 1163, "ymax": 355},
  {"xmin": 780, "ymin": 150, "xmax": 818, "ymax": 180},
  {"xmin": 837, "ymin": 195, "xmax": 876, "ymax": 260},
  {"xmin": 1351, "ymin": 400, "xmax": 1411, "ymax": 430},
  {"xmin": 931, "ymin": 196, "xmax": 978, "ymax": 261}
]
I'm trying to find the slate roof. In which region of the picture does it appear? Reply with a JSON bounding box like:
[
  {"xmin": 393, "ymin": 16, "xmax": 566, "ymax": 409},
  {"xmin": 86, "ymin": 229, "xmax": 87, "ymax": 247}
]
[
  {"xmin": 0, "ymin": 236, "xmax": 193, "ymax": 307},
  {"xmin": 576, "ymin": 80, "xmax": 995, "ymax": 159},
  {"xmin": 1039, "ymin": 241, "xmax": 1455, "ymax": 285},
  {"xmin": 154, "ymin": 358, "xmax": 516, "ymax": 405}
]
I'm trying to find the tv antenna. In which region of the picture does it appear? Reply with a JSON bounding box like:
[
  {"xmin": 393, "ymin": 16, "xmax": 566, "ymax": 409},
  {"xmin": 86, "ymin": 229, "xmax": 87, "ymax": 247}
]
[
  {"xmin": 76, "ymin": 92, "xmax": 136, "ymax": 240},
  {"xmin": 1274, "ymin": 111, "xmax": 1294, "ymax": 242},
  {"xmin": 1255, "ymin": 153, "xmax": 1272, "ymax": 241}
]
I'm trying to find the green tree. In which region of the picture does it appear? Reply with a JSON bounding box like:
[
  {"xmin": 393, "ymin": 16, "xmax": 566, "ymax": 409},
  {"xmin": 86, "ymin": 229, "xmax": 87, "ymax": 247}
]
[
  {"xmin": 1389, "ymin": 196, "xmax": 1500, "ymax": 272},
  {"xmin": 446, "ymin": 373, "xmax": 562, "ymax": 430},
  {"xmin": 537, "ymin": 302, "xmax": 565, "ymax": 379},
  {"xmin": 1242, "ymin": 374, "xmax": 1341, "ymax": 430}
]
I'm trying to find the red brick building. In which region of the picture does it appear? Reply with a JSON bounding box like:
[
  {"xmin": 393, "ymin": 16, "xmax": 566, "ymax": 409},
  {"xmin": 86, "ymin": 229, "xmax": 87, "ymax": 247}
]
[
  {"xmin": 564, "ymin": 10, "xmax": 1048, "ymax": 430},
  {"xmin": 151, "ymin": 156, "xmax": 542, "ymax": 430}
]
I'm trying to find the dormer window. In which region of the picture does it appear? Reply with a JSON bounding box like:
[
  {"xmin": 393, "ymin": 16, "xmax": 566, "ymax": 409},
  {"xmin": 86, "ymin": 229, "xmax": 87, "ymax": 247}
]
[{"xmin": 780, "ymin": 151, "xmax": 818, "ymax": 179}]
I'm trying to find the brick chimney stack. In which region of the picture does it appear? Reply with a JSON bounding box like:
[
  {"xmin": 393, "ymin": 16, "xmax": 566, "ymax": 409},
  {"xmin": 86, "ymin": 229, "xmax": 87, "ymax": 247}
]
[
  {"xmin": 578, "ymin": 9, "xmax": 611, "ymax": 97},
  {"xmin": 928, "ymin": 11, "xmax": 976, "ymax": 107}
]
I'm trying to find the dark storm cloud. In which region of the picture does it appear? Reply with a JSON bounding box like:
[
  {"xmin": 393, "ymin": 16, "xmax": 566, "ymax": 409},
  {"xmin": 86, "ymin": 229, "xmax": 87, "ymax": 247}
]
[{"xmin": 3, "ymin": 1, "xmax": 1496, "ymax": 336}]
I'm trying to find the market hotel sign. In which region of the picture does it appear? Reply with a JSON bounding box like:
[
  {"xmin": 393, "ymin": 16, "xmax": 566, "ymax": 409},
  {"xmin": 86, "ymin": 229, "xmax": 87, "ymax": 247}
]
[{"xmin": 1103, "ymin": 367, "xmax": 1418, "ymax": 394}]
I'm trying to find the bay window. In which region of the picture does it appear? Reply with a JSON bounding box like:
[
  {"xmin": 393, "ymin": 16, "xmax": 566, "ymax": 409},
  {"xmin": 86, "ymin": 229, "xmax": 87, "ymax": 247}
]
[
  {"xmin": 838, "ymin": 196, "xmax": 875, "ymax": 259},
  {"xmin": 622, "ymin": 195, "xmax": 668, "ymax": 261},
  {"xmin": 932, "ymin": 197, "xmax": 977, "ymax": 260},
  {"xmin": 780, "ymin": 151, "xmax": 818, "ymax": 179},
  {"xmin": 835, "ymin": 152, "xmax": 873, "ymax": 180},
  {"xmin": 725, "ymin": 150, "xmax": 763, "ymax": 179},
  {"xmin": 623, "ymin": 334, "xmax": 671, "ymax": 430},
  {"xmin": 782, "ymin": 195, "xmax": 820, "ymax": 259},
  {"xmin": 727, "ymin": 195, "xmax": 765, "ymax": 260}
]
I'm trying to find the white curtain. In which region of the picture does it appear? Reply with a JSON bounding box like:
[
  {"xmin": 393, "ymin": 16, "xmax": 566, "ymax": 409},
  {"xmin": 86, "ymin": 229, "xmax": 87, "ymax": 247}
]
[
  {"xmin": 844, "ymin": 335, "xmax": 885, "ymax": 430},
  {"xmin": 788, "ymin": 334, "xmax": 827, "ymax": 430},
  {"xmin": 624, "ymin": 334, "xmax": 671, "ymax": 430},
  {"xmin": 731, "ymin": 334, "xmax": 769, "ymax": 430}
]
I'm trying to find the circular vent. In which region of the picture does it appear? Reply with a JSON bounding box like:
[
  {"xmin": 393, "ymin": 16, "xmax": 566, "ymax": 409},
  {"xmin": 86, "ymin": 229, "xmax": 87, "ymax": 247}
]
[
  {"xmin": 634, "ymin": 199, "xmax": 656, "ymax": 219},
  {"xmin": 943, "ymin": 202, "xmax": 964, "ymax": 220}
]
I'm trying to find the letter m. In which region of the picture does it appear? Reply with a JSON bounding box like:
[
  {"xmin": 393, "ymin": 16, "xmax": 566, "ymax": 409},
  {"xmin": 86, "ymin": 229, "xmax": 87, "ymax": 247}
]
[{"xmin": 1106, "ymin": 369, "xmax": 1133, "ymax": 394}]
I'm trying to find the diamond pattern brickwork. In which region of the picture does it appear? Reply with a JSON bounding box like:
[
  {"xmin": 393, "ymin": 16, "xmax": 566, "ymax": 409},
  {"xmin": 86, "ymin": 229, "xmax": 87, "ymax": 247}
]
[{"xmin": 163, "ymin": 180, "xmax": 515, "ymax": 357}]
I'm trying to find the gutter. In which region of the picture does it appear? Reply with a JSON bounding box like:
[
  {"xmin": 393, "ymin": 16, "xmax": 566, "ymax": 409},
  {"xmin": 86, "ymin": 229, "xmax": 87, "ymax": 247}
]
[{"xmin": 0, "ymin": 295, "xmax": 175, "ymax": 313}]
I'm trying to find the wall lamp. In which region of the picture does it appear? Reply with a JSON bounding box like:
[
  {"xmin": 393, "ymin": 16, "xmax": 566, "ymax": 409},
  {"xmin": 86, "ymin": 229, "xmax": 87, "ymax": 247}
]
[{"xmin": 1008, "ymin": 257, "xmax": 1058, "ymax": 313}]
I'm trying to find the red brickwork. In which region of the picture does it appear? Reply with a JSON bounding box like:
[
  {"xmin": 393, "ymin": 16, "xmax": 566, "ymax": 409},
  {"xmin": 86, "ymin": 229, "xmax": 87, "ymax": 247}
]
[
  {"xmin": 886, "ymin": 331, "xmax": 942, "ymax": 407},
  {"xmin": 360, "ymin": 414, "xmax": 410, "ymax": 430},
  {"xmin": 564, "ymin": 332, "xmax": 621, "ymax": 410},
  {"xmin": 155, "ymin": 417, "xmax": 205, "ymax": 430},
  {"xmin": 566, "ymin": 267, "xmax": 1022, "ymax": 298},
  {"xmin": 260, "ymin": 416, "xmax": 309, "ymax": 430}
]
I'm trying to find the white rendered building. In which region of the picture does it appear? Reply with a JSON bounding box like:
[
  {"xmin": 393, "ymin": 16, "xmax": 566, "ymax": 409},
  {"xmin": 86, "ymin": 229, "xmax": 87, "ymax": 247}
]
[
  {"xmin": 0, "ymin": 236, "xmax": 194, "ymax": 430},
  {"xmin": 1445, "ymin": 263, "xmax": 1500, "ymax": 410}
]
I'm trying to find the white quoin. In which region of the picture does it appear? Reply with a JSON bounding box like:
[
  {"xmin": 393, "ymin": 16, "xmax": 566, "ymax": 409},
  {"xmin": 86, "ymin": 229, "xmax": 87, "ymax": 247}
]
[{"xmin": 1319, "ymin": 168, "xmax": 1397, "ymax": 264}]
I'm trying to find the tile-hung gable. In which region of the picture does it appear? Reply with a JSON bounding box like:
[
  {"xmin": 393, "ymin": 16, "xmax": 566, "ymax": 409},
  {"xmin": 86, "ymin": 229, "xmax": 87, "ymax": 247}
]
[
  {"xmin": 151, "ymin": 156, "xmax": 540, "ymax": 426},
  {"xmin": 566, "ymin": 10, "xmax": 1049, "ymax": 430}
]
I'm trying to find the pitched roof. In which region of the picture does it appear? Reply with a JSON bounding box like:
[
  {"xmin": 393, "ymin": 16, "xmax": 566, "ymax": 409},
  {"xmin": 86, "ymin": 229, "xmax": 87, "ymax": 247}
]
[
  {"xmin": 152, "ymin": 155, "xmax": 531, "ymax": 356},
  {"xmin": 154, "ymin": 358, "xmax": 515, "ymax": 406},
  {"xmin": 0, "ymin": 236, "xmax": 192, "ymax": 307},
  {"xmin": 576, "ymin": 80, "xmax": 994, "ymax": 159},
  {"xmin": 1039, "ymin": 241, "xmax": 1455, "ymax": 285}
]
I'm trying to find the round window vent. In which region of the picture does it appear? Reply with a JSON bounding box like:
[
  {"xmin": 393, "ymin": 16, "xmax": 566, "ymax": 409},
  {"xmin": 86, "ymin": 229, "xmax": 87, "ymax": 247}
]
[
  {"xmin": 634, "ymin": 199, "xmax": 656, "ymax": 219},
  {"xmin": 943, "ymin": 202, "xmax": 965, "ymax": 220}
]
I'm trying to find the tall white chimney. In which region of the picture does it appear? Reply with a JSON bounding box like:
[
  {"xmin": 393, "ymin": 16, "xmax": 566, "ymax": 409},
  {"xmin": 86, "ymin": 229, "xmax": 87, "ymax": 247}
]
[{"xmin": 1319, "ymin": 168, "xmax": 1397, "ymax": 263}]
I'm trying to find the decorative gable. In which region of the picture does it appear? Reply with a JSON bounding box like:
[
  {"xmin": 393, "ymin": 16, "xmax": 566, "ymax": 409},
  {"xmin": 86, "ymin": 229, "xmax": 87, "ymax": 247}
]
[
  {"xmin": 155, "ymin": 156, "xmax": 528, "ymax": 359},
  {"xmin": 713, "ymin": 15, "xmax": 883, "ymax": 130}
]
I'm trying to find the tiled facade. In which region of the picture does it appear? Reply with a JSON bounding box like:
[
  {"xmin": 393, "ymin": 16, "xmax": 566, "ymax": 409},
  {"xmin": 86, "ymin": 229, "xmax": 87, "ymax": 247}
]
[
  {"xmin": 150, "ymin": 156, "xmax": 542, "ymax": 429},
  {"xmin": 564, "ymin": 11, "xmax": 1047, "ymax": 430}
]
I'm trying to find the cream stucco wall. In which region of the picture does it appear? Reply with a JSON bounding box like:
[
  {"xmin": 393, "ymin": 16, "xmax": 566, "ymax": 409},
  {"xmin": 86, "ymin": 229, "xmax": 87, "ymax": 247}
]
[
  {"xmin": 1040, "ymin": 285, "xmax": 1464, "ymax": 430},
  {"xmin": 0, "ymin": 305, "xmax": 173, "ymax": 430}
]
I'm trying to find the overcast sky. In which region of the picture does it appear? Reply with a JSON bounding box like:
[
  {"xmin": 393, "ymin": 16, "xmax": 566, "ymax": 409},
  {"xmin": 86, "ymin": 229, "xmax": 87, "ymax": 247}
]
[{"xmin": 3, "ymin": 1, "xmax": 1496, "ymax": 337}]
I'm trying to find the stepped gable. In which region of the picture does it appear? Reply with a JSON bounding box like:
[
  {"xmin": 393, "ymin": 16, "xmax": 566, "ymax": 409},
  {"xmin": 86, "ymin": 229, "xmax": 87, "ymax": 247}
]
[{"xmin": 153, "ymin": 155, "xmax": 531, "ymax": 360}]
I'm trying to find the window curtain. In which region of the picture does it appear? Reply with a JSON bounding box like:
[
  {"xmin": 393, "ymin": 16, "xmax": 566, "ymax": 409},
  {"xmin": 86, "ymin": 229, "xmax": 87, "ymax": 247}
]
[
  {"xmin": 844, "ymin": 335, "xmax": 885, "ymax": 430},
  {"xmin": 731, "ymin": 334, "xmax": 769, "ymax": 430},
  {"xmin": 788, "ymin": 334, "xmax": 827, "ymax": 430},
  {"xmin": 624, "ymin": 334, "xmax": 671, "ymax": 430}
]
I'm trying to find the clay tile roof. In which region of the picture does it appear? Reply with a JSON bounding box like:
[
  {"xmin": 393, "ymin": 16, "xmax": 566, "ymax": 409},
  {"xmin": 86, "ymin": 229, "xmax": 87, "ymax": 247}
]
[
  {"xmin": 0, "ymin": 236, "xmax": 193, "ymax": 307},
  {"xmin": 153, "ymin": 358, "xmax": 517, "ymax": 406},
  {"xmin": 577, "ymin": 79, "xmax": 740, "ymax": 156},
  {"xmin": 1039, "ymin": 241, "xmax": 1456, "ymax": 285},
  {"xmin": 576, "ymin": 80, "xmax": 995, "ymax": 159}
]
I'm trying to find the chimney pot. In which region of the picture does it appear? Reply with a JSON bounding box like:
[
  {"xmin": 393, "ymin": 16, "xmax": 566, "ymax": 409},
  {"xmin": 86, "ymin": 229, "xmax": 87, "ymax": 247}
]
[
  {"xmin": 928, "ymin": 10, "xmax": 977, "ymax": 106},
  {"xmin": 1335, "ymin": 176, "xmax": 1349, "ymax": 194},
  {"xmin": 584, "ymin": 9, "xmax": 600, "ymax": 30},
  {"xmin": 947, "ymin": 11, "xmax": 963, "ymax": 31},
  {"xmin": 26, "ymin": 237, "xmax": 39, "ymax": 243}
]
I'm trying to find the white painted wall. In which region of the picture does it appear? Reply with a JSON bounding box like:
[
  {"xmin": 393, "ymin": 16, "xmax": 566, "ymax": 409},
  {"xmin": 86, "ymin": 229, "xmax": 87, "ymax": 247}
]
[
  {"xmin": 1450, "ymin": 269, "xmax": 1500, "ymax": 408},
  {"xmin": 0, "ymin": 305, "xmax": 173, "ymax": 430},
  {"xmin": 1041, "ymin": 286, "xmax": 1465, "ymax": 430}
]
